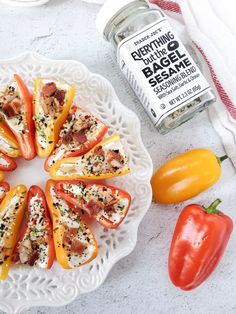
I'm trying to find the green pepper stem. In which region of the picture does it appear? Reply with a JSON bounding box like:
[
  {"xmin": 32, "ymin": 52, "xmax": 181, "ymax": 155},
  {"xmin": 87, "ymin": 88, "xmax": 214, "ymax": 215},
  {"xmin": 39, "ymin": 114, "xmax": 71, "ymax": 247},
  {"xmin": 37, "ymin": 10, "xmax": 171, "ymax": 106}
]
[
  {"xmin": 203, "ymin": 199, "xmax": 222, "ymax": 215},
  {"xmin": 217, "ymin": 155, "xmax": 228, "ymax": 165}
]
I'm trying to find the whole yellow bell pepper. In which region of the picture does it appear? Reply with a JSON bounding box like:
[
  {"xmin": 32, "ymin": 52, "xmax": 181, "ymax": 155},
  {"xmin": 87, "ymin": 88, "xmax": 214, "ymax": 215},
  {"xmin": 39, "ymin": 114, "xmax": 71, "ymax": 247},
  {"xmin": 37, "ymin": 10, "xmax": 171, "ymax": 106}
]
[
  {"xmin": 151, "ymin": 149, "xmax": 227, "ymax": 204},
  {"xmin": 0, "ymin": 185, "xmax": 27, "ymax": 280},
  {"xmin": 33, "ymin": 78, "xmax": 75, "ymax": 158}
]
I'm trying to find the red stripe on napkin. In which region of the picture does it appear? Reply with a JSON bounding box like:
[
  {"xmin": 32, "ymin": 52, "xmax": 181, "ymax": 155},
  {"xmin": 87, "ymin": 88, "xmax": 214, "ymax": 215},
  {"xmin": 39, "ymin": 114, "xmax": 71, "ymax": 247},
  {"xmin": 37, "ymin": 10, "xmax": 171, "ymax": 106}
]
[
  {"xmin": 194, "ymin": 43, "xmax": 236, "ymax": 119},
  {"xmin": 150, "ymin": 0, "xmax": 181, "ymax": 13}
]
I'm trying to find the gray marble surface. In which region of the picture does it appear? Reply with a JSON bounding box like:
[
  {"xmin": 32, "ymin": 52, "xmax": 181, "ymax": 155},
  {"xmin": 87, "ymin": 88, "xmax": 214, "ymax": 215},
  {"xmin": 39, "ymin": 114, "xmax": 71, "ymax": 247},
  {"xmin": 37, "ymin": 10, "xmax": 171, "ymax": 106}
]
[{"xmin": 1, "ymin": 1, "xmax": 236, "ymax": 313}]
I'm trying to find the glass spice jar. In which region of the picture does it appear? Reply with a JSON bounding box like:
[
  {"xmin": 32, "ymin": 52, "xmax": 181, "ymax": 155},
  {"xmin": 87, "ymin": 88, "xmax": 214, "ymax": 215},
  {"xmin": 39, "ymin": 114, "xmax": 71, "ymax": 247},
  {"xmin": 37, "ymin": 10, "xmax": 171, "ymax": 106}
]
[{"xmin": 96, "ymin": 0, "xmax": 215, "ymax": 134}]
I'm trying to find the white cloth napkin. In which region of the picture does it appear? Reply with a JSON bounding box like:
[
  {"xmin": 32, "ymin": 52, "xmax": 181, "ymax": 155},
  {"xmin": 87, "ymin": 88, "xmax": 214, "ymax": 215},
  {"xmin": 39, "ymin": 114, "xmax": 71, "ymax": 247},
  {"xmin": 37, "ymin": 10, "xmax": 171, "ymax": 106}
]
[{"xmin": 90, "ymin": 0, "xmax": 236, "ymax": 167}]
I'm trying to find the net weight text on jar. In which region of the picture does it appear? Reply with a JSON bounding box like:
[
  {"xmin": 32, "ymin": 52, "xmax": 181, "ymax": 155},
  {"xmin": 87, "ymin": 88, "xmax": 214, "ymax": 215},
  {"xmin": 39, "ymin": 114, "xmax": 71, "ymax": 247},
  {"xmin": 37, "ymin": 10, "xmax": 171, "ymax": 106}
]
[{"xmin": 169, "ymin": 84, "xmax": 201, "ymax": 105}]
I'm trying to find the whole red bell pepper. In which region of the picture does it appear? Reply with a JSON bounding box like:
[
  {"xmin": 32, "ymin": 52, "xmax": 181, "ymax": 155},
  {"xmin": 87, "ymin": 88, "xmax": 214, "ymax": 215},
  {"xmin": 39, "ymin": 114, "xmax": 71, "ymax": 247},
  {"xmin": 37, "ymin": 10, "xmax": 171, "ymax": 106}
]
[
  {"xmin": 0, "ymin": 74, "xmax": 36, "ymax": 160},
  {"xmin": 12, "ymin": 185, "xmax": 55, "ymax": 269},
  {"xmin": 168, "ymin": 199, "xmax": 233, "ymax": 290}
]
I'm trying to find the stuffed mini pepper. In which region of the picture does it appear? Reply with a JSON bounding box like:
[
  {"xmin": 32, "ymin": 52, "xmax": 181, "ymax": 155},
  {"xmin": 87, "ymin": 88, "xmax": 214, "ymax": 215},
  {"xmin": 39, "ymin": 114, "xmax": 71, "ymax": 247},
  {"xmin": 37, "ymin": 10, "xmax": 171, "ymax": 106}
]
[
  {"xmin": 0, "ymin": 185, "xmax": 27, "ymax": 280},
  {"xmin": 55, "ymin": 180, "xmax": 131, "ymax": 229},
  {"xmin": 12, "ymin": 186, "xmax": 55, "ymax": 269},
  {"xmin": 50, "ymin": 134, "xmax": 130, "ymax": 180},
  {"xmin": 45, "ymin": 106, "xmax": 108, "ymax": 171},
  {"xmin": 46, "ymin": 180, "xmax": 98, "ymax": 269},
  {"xmin": 0, "ymin": 75, "xmax": 36, "ymax": 160},
  {"xmin": 33, "ymin": 78, "xmax": 75, "ymax": 158}
]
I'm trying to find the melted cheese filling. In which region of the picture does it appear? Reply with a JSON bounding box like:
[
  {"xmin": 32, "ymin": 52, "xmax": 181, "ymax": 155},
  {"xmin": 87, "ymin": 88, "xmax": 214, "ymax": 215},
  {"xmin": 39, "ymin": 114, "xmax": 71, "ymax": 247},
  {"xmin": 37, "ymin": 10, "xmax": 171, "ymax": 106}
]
[
  {"xmin": 0, "ymin": 157, "xmax": 9, "ymax": 167},
  {"xmin": 0, "ymin": 136, "xmax": 14, "ymax": 153},
  {"xmin": 48, "ymin": 144, "xmax": 67, "ymax": 168},
  {"xmin": 8, "ymin": 116, "xmax": 25, "ymax": 133}
]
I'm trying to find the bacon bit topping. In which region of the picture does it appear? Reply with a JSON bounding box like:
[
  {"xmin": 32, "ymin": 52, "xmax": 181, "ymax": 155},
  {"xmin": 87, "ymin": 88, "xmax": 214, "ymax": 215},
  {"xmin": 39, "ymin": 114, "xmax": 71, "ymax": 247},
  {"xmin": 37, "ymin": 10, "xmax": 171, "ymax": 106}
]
[
  {"xmin": 28, "ymin": 250, "xmax": 39, "ymax": 266},
  {"xmin": 41, "ymin": 82, "xmax": 57, "ymax": 97},
  {"xmin": 0, "ymin": 95, "xmax": 23, "ymax": 118},
  {"xmin": 63, "ymin": 234, "xmax": 71, "ymax": 247},
  {"xmin": 105, "ymin": 150, "xmax": 125, "ymax": 169},
  {"xmin": 0, "ymin": 84, "xmax": 24, "ymax": 118},
  {"xmin": 104, "ymin": 198, "xmax": 118, "ymax": 212},
  {"xmin": 54, "ymin": 90, "xmax": 66, "ymax": 104},
  {"xmin": 16, "ymin": 238, "xmax": 35, "ymax": 265},
  {"xmin": 103, "ymin": 205, "xmax": 115, "ymax": 213},
  {"xmin": 63, "ymin": 183, "xmax": 119, "ymax": 216},
  {"xmin": 62, "ymin": 131, "xmax": 73, "ymax": 144},
  {"xmin": 62, "ymin": 130, "xmax": 88, "ymax": 145},
  {"xmin": 94, "ymin": 146, "xmax": 104, "ymax": 156},
  {"xmin": 72, "ymin": 130, "xmax": 87, "ymax": 144},
  {"xmin": 62, "ymin": 226, "xmax": 85, "ymax": 255},
  {"xmin": 107, "ymin": 150, "xmax": 123, "ymax": 163},
  {"xmin": 11, "ymin": 251, "xmax": 20, "ymax": 263},
  {"xmin": 63, "ymin": 227, "xmax": 78, "ymax": 246},
  {"xmin": 83, "ymin": 145, "xmax": 125, "ymax": 176},
  {"xmin": 86, "ymin": 200, "xmax": 103, "ymax": 216},
  {"xmin": 71, "ymin": 239, "xmax": 84, "ymax": 255},
  {"xmin": 69, "ymin": 227, "xmax": 79, "ymax": 237},
  {"xmin": 40, "ymin": 82, "xmax": 66, "ymax": 115}
]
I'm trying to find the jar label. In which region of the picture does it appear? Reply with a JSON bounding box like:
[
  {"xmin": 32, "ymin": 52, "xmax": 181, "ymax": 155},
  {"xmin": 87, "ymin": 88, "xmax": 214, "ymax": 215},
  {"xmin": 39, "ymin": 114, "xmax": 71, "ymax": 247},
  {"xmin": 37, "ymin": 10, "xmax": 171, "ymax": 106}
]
[{"xmin": 117, "ymin": 18, "xmax": 211, "ymax": 126}]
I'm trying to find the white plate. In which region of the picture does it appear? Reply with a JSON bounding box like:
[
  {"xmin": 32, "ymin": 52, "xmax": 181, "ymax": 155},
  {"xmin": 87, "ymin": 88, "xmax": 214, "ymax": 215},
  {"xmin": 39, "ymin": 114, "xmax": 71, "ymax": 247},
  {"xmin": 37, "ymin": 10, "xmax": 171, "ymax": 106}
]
[
  {"xmin": 0, "ymin": 0, "xmax": 50, "ymax": 7},
  {"xmin": 0, "ymin": 52, "xmax": 153, "ymax": 314}
]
